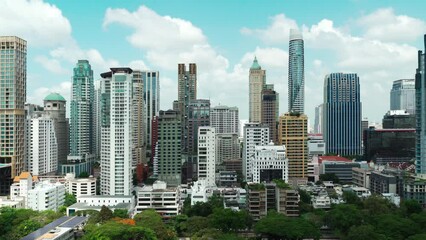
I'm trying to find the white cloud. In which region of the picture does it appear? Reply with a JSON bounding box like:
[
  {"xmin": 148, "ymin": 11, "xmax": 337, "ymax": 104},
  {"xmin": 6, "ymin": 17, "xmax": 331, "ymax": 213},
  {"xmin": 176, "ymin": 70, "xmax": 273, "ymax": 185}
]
[
  {"xmin": 34, "ymin": 55, "xmax": 69, "ymax": 75},
  {"xmin": 358, "ymin": 8, "xmax": 426, "ymax": 42},
  {"xmin": 0, "ymin": 0, "xmax": 72, "ymax": 47},
  {"xmin": 241, "ymin": 14, "xmax": 298, "ymax": 45},
  {"xmin": 128, "ymin": 60, "xmax": 149, "ymax": 70},
  {"xmin": 27, "ymin": 81, "xmax": 72, "ymax": 106}
]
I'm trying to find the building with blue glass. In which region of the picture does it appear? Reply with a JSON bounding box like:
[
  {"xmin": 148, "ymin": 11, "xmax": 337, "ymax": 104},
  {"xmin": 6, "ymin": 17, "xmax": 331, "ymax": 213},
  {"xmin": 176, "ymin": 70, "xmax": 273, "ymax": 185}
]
[
  {"xmin": 288, "ymin": 29, "xmax": 304, "ymax": 113},
  {"xmin": 323, "ymin": 73, "xmax": 362, "ymax": 156},
  {"xmin": 415, "ymin": 37, "xmax": 426, "ymax": 175}
]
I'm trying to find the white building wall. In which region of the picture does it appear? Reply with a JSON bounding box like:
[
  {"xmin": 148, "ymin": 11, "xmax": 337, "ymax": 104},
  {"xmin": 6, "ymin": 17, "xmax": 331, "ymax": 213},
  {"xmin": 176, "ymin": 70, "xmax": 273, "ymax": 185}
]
[
  {"xmin": 68, "ymin": 178, "xmax": 97, "ymax": 197},
  {"xmin": 243, "ymin": 123, "xmax": 269, "ymax": 182},
  {"xmin": 27, "ymin": 181, "xmax": 65, "ymax": 211},
  {"xmin": 251, "ymin": 144, "xmax": 289, "ymax": 183},
  {"xmin": 198, "ymin": 127, "xmax": 216, "ymax": 187}
]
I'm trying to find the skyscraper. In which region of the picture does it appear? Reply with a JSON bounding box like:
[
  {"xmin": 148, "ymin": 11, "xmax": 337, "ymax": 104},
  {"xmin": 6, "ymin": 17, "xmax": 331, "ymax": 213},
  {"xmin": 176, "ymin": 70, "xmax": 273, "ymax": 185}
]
[
  {"xmin": 210, "ymin": 105, "xmax": 239, "ymax": 134},
  {"xmin": 314, "ymin": 104, "xmax": 323, "ymax": 134},
  {"xmin": 132, "ymin": 70, "xmax": 146, "ymax": 166},
  {"xmin": 415, "ymin": 38, "xmax": 426, "ymax": 174},
  {"xmin": 0, "ymin": 36, "xmax": 26, "ymax": 195},
  {"xmin": 261, "ymin": 89, "xmax": 279, "ymax": 143},
  {"xmin": 100, "ymin": 68, "xmax": 133, "ymax": 195},
  {"xmin": 215, "ymin": 133, "xmax": 240, "ymax": 165},
  {"xmin": 66, "ymin": 60, "xmax": 95, "ymax": 176},
  {"xmin": 323, "ymin": 73, "xmax": 362, "ymax": 156},
  {"xmin": 249, "ymin": 57, "xmax": 266, "ymax": 123},
  {"xmin": 198, "ymin": 126, "xmax": 216, "ymax": 187},
  {"xmin": 243, "ymin": 123, "xmax": 269, "ymax": 181},
  {"xmin": 391, "ymin": 79, "xmax": 415, "ymax": 114},
  {"xmin": 288, "ymin": 29, "xmax": 304, "ymax": 113},
  {"xmin": 142, "ymin": 71, "xmax": 160, "ymax": 148},
  {"xmin": 278, "ymin": 112, "xmax": 308, "ymax": 179}
]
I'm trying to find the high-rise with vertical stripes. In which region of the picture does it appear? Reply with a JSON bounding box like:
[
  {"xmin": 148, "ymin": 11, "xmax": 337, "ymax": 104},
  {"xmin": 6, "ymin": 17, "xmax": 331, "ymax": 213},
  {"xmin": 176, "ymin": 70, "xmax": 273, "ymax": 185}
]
[
  {"xmin": 288, "ymin": 29, "xmax": 304, "ymax": 113},
  {"xmin": 0, "ymin": 36, "xmax": 26, "ymax": 195},
  {"xmin": 415, "ymin": 37, "xmax": 426, "ymax": 175},
  {"xmin": 323, "ymin": 73, "xmax": 362, "ymax": 156}
]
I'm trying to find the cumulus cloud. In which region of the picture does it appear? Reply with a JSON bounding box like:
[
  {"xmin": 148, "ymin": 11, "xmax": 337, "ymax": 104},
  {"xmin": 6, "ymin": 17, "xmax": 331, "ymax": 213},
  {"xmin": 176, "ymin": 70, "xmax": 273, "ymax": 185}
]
[
  {"xmin": 27, "ymin": 81, "xmax": 72, "ymax": 106},
  {"xmin": 34, "ymin": 55, "xmax": 70, "ymax": 75},
  {"xmin": 358, "ymin": 8, "xmax": 426, "ymax": 42},
  {"xmin": 0, "ymin": 0, "xmax": 72, "ymax": 47}
]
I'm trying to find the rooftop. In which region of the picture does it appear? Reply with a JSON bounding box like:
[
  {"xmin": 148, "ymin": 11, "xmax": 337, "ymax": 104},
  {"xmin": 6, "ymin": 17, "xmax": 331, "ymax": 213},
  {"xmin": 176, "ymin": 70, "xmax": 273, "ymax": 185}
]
[
  {"xmin": 250, "ymin": 56, "xmax": 261, "ymax": 70},
  {"xmin": 44, "ymin": 92, "xmax": 66, "ymax": 102}
]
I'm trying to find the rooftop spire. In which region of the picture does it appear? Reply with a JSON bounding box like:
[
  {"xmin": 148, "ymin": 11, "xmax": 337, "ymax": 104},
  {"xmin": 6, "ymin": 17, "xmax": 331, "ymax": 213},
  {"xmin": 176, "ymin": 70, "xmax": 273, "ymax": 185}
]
[{"xmin": 250, "ymin": 56, "xmax": 261, "ymax": 70}]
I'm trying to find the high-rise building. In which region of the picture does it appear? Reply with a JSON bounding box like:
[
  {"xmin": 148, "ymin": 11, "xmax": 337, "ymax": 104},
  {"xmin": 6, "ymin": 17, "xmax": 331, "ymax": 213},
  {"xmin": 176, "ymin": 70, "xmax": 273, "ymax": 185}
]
[
  {"xmin": 132, "ymin": 70, "xmax": 146, "ymax": 166},
  {"xmin": 261, "ymin": 89, "xmax": 279, "ymax": 143},
  {"xmin": 93, "ymin": 80, "xmax": 101, "ymax": 159},
  {"xmin": 249, "ymin": 57, "xmax": 266, "ymax": 123},
  {"xmin": 43, "ymin": 93, "xmax": 68, "ymax": 165},
  {"xmin": 415, "ymin": 38, "xmax": 426, "ymax": 175},
  {"xmin": 66, "ymin": 60, "xmax": 95, "ymax": 176},
  {"xmin": 390, "ymin": 79, "xmax": 415, "ymax": 115},
  {"xmin": 198, "ymin": 127, "xmax": 216, "ymax": 187},
  {"xmin": 288, "ymin": 29, "xmax": 304, "ymax": 113},
  {"xmin": 323, "ymin": 73, "xmax": 362, "ymax": 156},
  {"xmin": 243, "ymin": 123, "xmax": 269, "ymax": 181},
  {"xmin": 314, "ymin": 104, "xmax": 322, "ymax": 134},
  {"xmin": 216, "ymin": 133, "xmax": 240, "ymax": 165},
  {"xmin": 100, "ymin": 68, "xmax": 133, "ymax": 195},
  {"xmin": 251, "ymin": 144, "xmax": 288, "ymax": 183},
  {"xmin": 188, "ymin": 99, "xmax": 210, "ymax": 155},
  {"xmin": 0, "ymin": 37, "xmax": 26, "ymax": 194},
  {"xmin": 156, "ymin": 110, "xmax": 182, "ymax": 186},
  {"xmin": 210, "ymin": 105, "xmax": 239, "ymax": 134},
  {"xmin": 278, "ymin": 112, "xmax": 308, "ymax": 179},
  {"xmin": 383, "ymin": 110, "xmax": 416, "ymax": 129},
  {"xmin": 142, "ymin": 71, "xmax": 160, "ymax": 148},
  {"xmin": 177, "ymin": 64, "xmax": 197, "ymax": 155}
]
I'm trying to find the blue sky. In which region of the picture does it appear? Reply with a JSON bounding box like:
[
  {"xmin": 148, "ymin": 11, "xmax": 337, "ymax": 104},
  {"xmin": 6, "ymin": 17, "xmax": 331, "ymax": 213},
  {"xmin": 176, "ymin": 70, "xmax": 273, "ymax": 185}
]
[{"xmin": 1, "ymin": 0, "xmax": 425, "ymax": 127}]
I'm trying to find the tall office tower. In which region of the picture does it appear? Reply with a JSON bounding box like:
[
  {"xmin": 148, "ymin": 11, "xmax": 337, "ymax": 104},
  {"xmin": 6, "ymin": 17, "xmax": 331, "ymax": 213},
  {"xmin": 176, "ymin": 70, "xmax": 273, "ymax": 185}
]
[
  {"xmin": 261, "ymin": 89, "xmax": 279, "ymax": 143},
  {"xmin": 249, "ymin": 57, "xmax": 266, "ymax": 123},
  {"xmin": 142, "ymin": 71, "xmax": 160, "ymax": 148},
  {"xmin": 156, "ymin": 110, "xmax": 182, "ymax": 186},
  {"xmin": 288, "ymin": 29, "xmax": 304, "ymax": 113},
  {"xmin": 67, "ymin": 60, "xmax": 95, "ymax": 175},
  {"xmin": 216, "ymin": 133, "xmax": 240, "ymax": 165},
  {"xmin": 391, "ymin": 79, "xmax": 415, "ymax": 114},
  {"xmin": 25, "ymin": 115, "xmax": 58, "ymax": 176},
  {"xmin": 177, "ymin": 64, "xmax": 197, "ymax": 155},
  {"xmin": 93, "ymin": 80, "xmax": 101, "ymax": 159},
  {"xmin": 100, "ymin": 68, "xmax": 133, "ymax": 195},
  {"xmin": 243, "ymin": 123, "xmax": 269, "ymax": 181},
  {"xmin": 416, "ymin": 38, "xmax": 426, "ymax": 175},
  {"xmin": 314, "ymin": 104, "xmax": 322, "ymax": 134},
  {"xmin": 132, "ymin": 70, "xmax": 146, "ymax": 166},
  {"xmin": 210, "ymin": 105, "xmax": 239, "ymax": 134},
  {"xmin": 324, "ymin": 73, "xmax": 362, "ymax": 156},
  {"xmin": 151, "ymin": 116, "xmax": 159, "ymax": 163},
  {"xmin": 198, "ymin": 127, "xmax": 216, "ymax": 187},
  {"xmin": 278, "ymin": 113, "xmax": 308, "ymax": 179},
  {"xmin": 43, "ymin": 93, "xmax": 68, "ymax": 165}
]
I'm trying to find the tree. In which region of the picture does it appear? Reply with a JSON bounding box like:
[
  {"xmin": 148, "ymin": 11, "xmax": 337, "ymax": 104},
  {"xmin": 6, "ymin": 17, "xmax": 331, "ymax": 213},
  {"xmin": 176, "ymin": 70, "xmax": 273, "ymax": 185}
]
[
  {"xmin": 98, "ymin": 205, "xmax": 113, "ymax": 223},
  {"xmin": 64, "ymin": 192, "xmax": 77, "ymax": 207},
  {"xmin": 328, "ymin": 204, "xmax": 363, "ymax": 235},
  {"xmin": 15, "ymin": 219, "xmax": 42, "ymax": 238},
  {"xmin": 78, "ymin": 171, "xmax": 90, "ymax": 178},
  {"xmin": 82, "ymin": 221, "xmax": 156, "ymax": 240},
  {"xmin": 407, "ymin": 234, "xmax": 426, "ymax": 240},
  {"xmin": 134, "ymin": 209, "xmax": 176, "ymax": 240},
  {"xmin": 183, "ymin": 216, "xmax": 210, "ymax": 236},
  {"xmin": 208, "ymin": 208, "xmax": 252, "ymax": 232},
  {"xmin": 342, "ymin": 191, "xmax": 362, "ymax": 207},
  {"xmin": 401, "ymin": 199, "xmax": 423, "ymax": 216},
  {"xmin": 319, "ymin": 173, "xmax": 339, "ymax": 183},
  {"xmin": 113, "ymin": 209, "xmax": 129, "ymax": 219},
  {"xmin": 132, "ymin": 172, "xmax": 138, "ymax": 186},
  {"xmin": 362, "ymin": 195, "xmax": 396, "ymax": 216},
  {"xmin": 345, "ymin": 225, "xmax": 387, "ymax": 240},
  {"xmin": 374, "ymin": 214, "xmax": 420, "ymax": 240}
]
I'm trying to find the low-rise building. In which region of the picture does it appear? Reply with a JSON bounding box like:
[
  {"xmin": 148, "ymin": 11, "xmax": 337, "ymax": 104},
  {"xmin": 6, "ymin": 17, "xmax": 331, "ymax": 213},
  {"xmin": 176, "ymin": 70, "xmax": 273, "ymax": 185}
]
[
  {"xmin": 312, "ymin": 195, "xmax": 331, "ymax": 209},
  {"xmin": 251, "ymin": 144, "xmax": 288, "ymax": 184},
  {"xmin": 352, "ymin": 167, "xmax": 372, "ymax": 188},
  {"xmin": 68, "ymin": 177, "xmax": 97, "ymax": 197},
  {"xmin": 22, "ymin": 216, "xmax": 87, "ymax": 240},
  {"xmin": 348, "ymin": 186, "xmax": 371, "ymax": 198},
  {"xmin": 403, "ymin": 178, "xmax": 426, "ymax": 207},
  {"xmin": 370, "ymin": 171, "xmax": 397, "ymax": 194},
  {"xmin": 135, "ymin": 181, "xmax": 181, "ymax": 219},
  {"xmin": 217, "ymin": 171, "xmax": 238, "ymax": 187},
  {"xmin": 27, "ymin": 181, "xmax": 65, "ymax": 211},
  {"xmin": 67, "ymin": 195, "xmax": 134, "ymax": 216}
]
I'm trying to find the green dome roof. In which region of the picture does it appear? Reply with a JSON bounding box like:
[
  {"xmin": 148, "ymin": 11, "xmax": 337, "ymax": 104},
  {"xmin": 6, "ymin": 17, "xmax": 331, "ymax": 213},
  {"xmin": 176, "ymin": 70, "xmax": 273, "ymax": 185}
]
[
  {"xmin": 44, "ymin": 93, "xmax": 66, "ymax": 102},
  {"xmin": 250, "ymin": 56, "xmax": 261, "ymax": 70}
]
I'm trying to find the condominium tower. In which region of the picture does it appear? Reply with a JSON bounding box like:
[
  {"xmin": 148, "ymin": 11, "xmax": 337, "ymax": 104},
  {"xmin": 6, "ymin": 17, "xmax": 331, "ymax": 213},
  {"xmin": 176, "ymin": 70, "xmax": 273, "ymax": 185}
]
[
  {"xmin": 243, "ymin": 123, "xmax": 269, "ymax": 181},
  {"xmin": 198, "ymin": 127, "xmax": 216, "ymax": 187},
  {"xmin": 261, "ymin": 89, "xmax": 279, "ymax": 143},
  {"xmin": 100, "ymin": 68, "xmax": 133, "ymax": 195},
  {"xmin": 415, "ymin": 38, "xmax": 426, "ymax": 174},
  {"xmin": 0, "ymin": 36, "xmax": 26, "ymax": 195},
  {"xmin": 323, "ymin": 73, "xmax": 362, "ymax": 156},
  {"xmin": 288, "ymin": 29, "xmax": 304, "ymax": 113},
  {"xmin": 249, "ymin": 57, "xmax": 266, "ymax": 123},
  {"xmin": 390, "ymin": 79, "xmax": 415, "ymax": 115},
  {"xmin": 210, "ymin": 105, "xmax": 239, "ymax": 134},
  {"xmin": 142, "ymin": 71, "xmax": 160, "ymax": 148}
]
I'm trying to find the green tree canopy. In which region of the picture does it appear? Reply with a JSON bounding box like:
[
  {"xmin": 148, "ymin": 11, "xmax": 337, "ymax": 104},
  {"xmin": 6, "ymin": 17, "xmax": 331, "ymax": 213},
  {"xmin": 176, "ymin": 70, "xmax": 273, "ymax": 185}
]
[
  {"xmin": 344, "ymin": 224, "xmax": 387, "ymax": 240},
  {"xmin": 208, "ymin": 208, "xmax": 252, "ymax": 233},
  {"xmin": 64, "ymin": 192, "xmax": 77, "ymax": 207},
  {"xmin": 134, "ymin": 209, "xmax": 176, "ymax": 240},
  {"xmin": 113, "ymin": 209, "xmax": 129, "ymax": 219},
  {"xmin": 328, "ymin": 204, "xmax": 363, "ymax": 235},
  {"xmin": 82, "ymin": 221, "xmax": 157, "ymax": 240}
]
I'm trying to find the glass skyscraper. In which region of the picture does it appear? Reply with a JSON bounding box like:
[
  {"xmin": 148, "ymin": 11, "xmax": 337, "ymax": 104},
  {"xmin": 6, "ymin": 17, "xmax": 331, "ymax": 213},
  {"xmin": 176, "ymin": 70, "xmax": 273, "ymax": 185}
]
[
  {"xmin": 288, "ymin": 29, "xmax": 304, "ymax": 113},
  {"xmin": 390, "ymin": 79, "xmax": 415, "ymax": 114},
  {"xmin": 415, "ymin": 37, "xmax": 426, "ymax": 175},
  {"xmin": 142, "ymin": 71, "xmax": 159, "ymax": 148},
  {"xmin": 324, "ymin": 73, "xmax": 362, "ymax": 156}
]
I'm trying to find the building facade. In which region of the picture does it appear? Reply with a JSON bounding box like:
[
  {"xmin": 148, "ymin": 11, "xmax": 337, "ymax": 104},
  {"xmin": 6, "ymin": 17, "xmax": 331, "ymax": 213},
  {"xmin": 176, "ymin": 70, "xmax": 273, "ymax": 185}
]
[
  {"xmin": 100, "ymin": 68, "xmax": 133, "ymax": 196},
  {"xmin": 131, "ymin": 70, "xmax": 146, "ymax": 166},
  {"xmin": 415, "ymin": 41, "xmax": 426, "ymax": 174},
  {"xmin": 323, "ymin": 73, "xmax": 362, "ymax": 156},
  {"xmin": 243, "ymin": 123, "xmax": 269, "ymax": 182},
  {"xmin": 251, "ymin": 144, "xmax": 288, "ymax": 183},
  {"xmin": 0, "ymin": 36, "xmax": 26, "ymax": 193},
  {"xmin": 27, "ymin": 181, "xmax": 65, "ymax": 211},
  {"xmin": 288, "ymin": 29, "xmax": 304, "ymax": 113},
  {"xmin": 156, "ymin": 110, "xmax": 182, "ymax": 186},
  {"xmin": 197, "ymin": 127, "xmax": 216, "ymax": 186},
  {"xmin": 261, "ymin": 89, "xmax": 279, "ymax": 143},
  {"xmin": 142, "ymin": 71, "xmax": 160, "ymax": 148},
  {"xmin": 249, "ymin": 57, "xmax": 266, "ymax": 123},
  {"xmin": 210, "ymin": 105, "xmax": 239, "ymax": 134},
  {"xmin": 314, "ymin": 104, "xmax": 322, "ymax": 134},
  {"xmin": 390, "ymin": 79, "xmax": 415, "ymax": 114},
  {"xmin": 278, "ymin": 113, "xmax": 308, "ymax": 179},
  {"xmin": 215, "ymin": 133, "xmax": 240, "ymax": 166}
]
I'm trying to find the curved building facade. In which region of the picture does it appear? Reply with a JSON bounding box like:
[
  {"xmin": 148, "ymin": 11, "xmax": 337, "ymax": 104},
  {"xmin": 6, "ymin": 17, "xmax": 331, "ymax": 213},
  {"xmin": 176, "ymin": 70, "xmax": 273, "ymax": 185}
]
[{"xmin": 288, "ymin": 29, "xmax": 304, "ymax": 113}]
